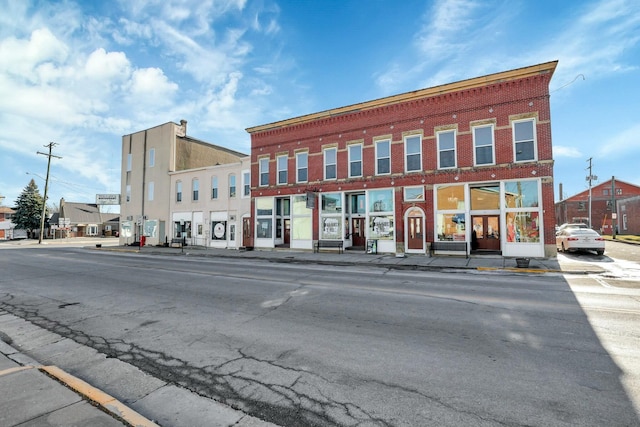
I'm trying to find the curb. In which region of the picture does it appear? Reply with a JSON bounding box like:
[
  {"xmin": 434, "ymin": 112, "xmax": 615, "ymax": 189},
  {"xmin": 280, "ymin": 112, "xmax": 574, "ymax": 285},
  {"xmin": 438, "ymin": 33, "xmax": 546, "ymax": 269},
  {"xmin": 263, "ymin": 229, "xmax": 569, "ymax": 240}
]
[{"xmin": 41, "ymin": 365, "xmax": 159, "ymax": 427}]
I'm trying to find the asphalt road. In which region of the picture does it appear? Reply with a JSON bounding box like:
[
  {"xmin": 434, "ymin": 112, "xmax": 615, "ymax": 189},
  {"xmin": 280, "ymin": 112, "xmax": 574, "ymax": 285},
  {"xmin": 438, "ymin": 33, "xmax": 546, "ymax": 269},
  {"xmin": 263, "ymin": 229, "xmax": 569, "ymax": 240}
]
[{"xmin": 1, "ymin": 246, "xmax": 639, "ymax": 426}]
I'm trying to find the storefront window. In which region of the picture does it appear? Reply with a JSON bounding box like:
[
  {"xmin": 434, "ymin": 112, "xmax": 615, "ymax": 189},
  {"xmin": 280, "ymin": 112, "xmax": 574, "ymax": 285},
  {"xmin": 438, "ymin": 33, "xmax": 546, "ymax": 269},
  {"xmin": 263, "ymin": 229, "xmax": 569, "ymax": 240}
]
[
  {"xmin": 143, "ymin": 219, "xmax": 158, "ymax": 237},
  {"xmin": 506, "ymin": 212, "xmax": 540, "ymax": 243},
  {"xmin": 504, "ymin": 180, "xmax": 539, "ymax": 208},
  {"xmin": 256, "ymin": 198, "xmax": 273, "ymax": 215},
  {"xmin": 321, "ymin": 217, "xmax": 342, "ymax": 239},
  {"xmin": 256, "ymin": 218, "xmax": 272, "ymax": 238},
  {"xmin": 292, "ymin": 195, "xmax": 309, "ymax": 214},
  {"xmin": 369, "ymin": 215, "xmax": 394, "ymax": 240},
  {"xmin": 436, "ymin": 213, "xmax": 466, "ymax": 241},
  {"xmin": 369, "ymin": 189, "xmax": 393, "ymax": 213},
  {"xmin": 470, "ymin": 185, "xmax": 500, "ymax": 210},
  {"xmin": 321, "ymin": 193, "xmax": 342, "ymax": 213},
  {"xmin": 350, "ymin": 194, "xmax": 366, "ymax": 214},
  {"xmin": 437, "ymin": 184, "xmax": 465, "ymax": 210}
]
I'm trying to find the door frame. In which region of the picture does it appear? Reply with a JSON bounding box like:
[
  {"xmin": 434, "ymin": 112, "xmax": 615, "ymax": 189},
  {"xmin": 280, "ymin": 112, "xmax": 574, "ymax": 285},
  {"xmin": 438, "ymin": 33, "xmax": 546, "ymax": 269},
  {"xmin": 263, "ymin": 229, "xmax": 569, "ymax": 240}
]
[
  {"xmin": 404, "ymin": 207, "xmax": 426, "ymax": 254},
  {"xmin": 470, "ymin": 212, "xmax": 501, "ymax": 252}
]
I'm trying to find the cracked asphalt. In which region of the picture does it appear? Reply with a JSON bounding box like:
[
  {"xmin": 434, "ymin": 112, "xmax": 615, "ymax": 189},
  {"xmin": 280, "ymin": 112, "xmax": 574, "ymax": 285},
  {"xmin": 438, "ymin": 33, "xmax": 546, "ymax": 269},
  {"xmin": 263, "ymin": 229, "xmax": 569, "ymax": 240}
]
[{"xmin": 1, "ymin": 244, "xmax": 639, "ymax": 426}]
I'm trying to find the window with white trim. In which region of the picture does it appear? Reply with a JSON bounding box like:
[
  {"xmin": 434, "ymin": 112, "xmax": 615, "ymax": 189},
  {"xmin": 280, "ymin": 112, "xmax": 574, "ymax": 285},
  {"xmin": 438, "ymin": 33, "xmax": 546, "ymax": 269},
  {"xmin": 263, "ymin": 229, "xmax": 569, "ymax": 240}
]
[
  {"xmin": 324, "ymin": 147, "xmax": 337, "ymax": 180},
  {"xmin": 259, "ymin": 158, "xmax": 269, "ymax": 187},
  {"xmin": 437, "ymin": 130, "xmax": 456, "ymax": 169},
  {"xmin": 513, "ymin": 119, "xmax": 536, "ymax": 162},
  {"xmin": 404, "ymin": 186, "xmax": 424, "ymax": 201},
  {"xmin": 375, "ymin": 139, "xmax": 391, "ymax": 175},
  {"xmin": 192, "ymin": 178, "xmax": 199, "ymax": 201},
  {"xmin": 229, "ymin": 174, "xmax": 236, "ymax": 198},
  {"xmin": 211, "ymin": 176, "xmax": 218, "ymax": 199},
  {"xmin": 277, "ymin": 155, "xmax": 288, "ymax": 185},
  {"xmin": 176, "ymin": 181, "xmax": 182, "ymax": 202},
  {"xmin": 349, "ymin": 144, "xmax": 362, "ymax": 178},
  {"xmin": 296, "ymin": 152, "xmax": 308, "ymax": 183},
  {"xmin": 243, "ymin": 171, "xmax": 250, "ymax": 197},
  {"xmin": 473, "ymin": 124, "xmax": 495, "ymax": 166},
  {"xmin": 405, "ymin": 135, "xmax": 422, "ymax": 172}
]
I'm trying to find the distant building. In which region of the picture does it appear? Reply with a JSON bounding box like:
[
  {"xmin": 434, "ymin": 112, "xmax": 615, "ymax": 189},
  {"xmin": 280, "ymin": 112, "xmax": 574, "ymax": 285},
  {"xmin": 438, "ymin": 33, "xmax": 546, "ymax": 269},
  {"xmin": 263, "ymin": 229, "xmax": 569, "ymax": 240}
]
[
  {"xmin": 51, "ymin": 198, "xmax": 119, "ymax": 238},
  {"xmin": 555, "ymin": 179, "xmax": 640, "ymax": 234},
  {"xmin": 169, "ymin": 157, "xmax": 251, "ymax": 248},
  {"xmin": 617, "ymin": 195, "xmax": 640, "ymax": 235},
  {"xmin": 120, "ymin": 120, "xmax": 248, "ymax": 247},
  {"xmin": 0, "ymin": 206, "xmax": 16, "ymax": 240},
  {"xmin": 247, "ymin": 61, "xmax": 558, "ymax": 258}
]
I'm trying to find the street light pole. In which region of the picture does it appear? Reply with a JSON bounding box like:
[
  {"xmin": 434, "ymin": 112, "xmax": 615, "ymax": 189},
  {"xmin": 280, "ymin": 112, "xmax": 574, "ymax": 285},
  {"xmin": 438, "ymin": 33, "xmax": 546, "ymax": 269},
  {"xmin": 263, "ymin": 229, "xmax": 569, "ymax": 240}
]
[{"xmin": 37, "ymin": 142, "xmax": 62, "ymax": 244}]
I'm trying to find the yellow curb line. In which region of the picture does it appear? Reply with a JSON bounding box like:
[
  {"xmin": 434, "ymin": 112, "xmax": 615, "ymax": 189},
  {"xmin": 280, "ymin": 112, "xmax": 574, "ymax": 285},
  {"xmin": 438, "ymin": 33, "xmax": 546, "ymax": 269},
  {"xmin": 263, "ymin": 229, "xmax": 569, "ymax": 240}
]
[
  {"xmin": 40, "ymin": 366, "xmax": 159, "ymax": 427},
  {"xmin": 477, "ymin": 267, "xmax": 559, "ymax": 274},
  {"xmin": 0, "ymin": 365, "xmax": 37, "ymax": 376}
]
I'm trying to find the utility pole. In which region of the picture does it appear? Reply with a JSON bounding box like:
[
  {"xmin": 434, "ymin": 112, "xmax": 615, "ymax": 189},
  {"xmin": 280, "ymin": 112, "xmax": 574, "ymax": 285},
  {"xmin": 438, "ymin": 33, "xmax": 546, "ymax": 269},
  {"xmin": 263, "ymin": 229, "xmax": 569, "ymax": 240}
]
[
  {"xmin": 37, "ymin": 142, "xmax": 62, "ymax": 244},
  {"xmin": 585, "ymin": 158, "xmax": 596, "ymax": 228}
]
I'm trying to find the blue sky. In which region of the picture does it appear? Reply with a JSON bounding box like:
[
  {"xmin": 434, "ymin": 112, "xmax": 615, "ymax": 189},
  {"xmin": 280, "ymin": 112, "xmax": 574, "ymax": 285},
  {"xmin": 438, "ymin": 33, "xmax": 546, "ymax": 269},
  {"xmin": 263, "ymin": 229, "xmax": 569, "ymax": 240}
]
[{"xmin": 1, "ymin": 0, "xmax": 639, "ymax": 210}]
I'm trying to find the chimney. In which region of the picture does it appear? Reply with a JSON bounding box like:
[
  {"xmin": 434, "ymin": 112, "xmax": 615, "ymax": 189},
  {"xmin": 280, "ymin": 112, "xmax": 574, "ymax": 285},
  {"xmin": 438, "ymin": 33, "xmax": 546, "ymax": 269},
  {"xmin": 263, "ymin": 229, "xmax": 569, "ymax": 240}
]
[
  {"xmin": 558, "ymin": 183, "xmax": 563, "ymax": 201},
  {"xmin": 180, "ymin": 119, "xmax": 187, "ymax": 134}
]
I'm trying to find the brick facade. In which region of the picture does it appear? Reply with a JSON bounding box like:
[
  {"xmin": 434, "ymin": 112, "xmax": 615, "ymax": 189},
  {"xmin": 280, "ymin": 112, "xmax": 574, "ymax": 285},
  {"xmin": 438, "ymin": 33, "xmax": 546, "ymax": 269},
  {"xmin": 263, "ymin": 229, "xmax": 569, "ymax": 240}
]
[{"xmin": 248, "ymin": 61, "xmax": 558, "ymax": 258}]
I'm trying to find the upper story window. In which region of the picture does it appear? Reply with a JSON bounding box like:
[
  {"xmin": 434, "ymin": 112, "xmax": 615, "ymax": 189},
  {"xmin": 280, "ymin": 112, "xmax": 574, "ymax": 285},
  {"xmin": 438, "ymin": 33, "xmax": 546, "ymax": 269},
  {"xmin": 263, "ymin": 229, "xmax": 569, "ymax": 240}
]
[
  {"xmin": 229, "ymin": 174, "xmax": 236, "ymax": 198},
  {"xmin": 192, "ymin": 178, "xmax": 199, "ymax": 201},
  {"xmin": 211, "ymin": 176, "xmax": 218, "ymax": 199},
  {"xmin": 296, "ymin": 152, "xmax": 308, "ymax": 183},
  {"xmin": 259, "ymin": 157, "xmax": 269, "ymax": 187},
  {"xmin": 148, "ymin": 181, "xmax": 154, "ymax": 201},
  {"xmin": 324, "ymin": 147, "xmax": 337, "ymax": 180},
  {"xmin": 243, "ymin": 171, "xmax": 250, "ymax": 197},
  {"xmin": 176, "ymin": 181, "xmax": 182, "ymax": 202},
  {"xmin": 126, "ymin": 153, "xmax": 132, "ymax": 172},
  {"xmin": 277, "ymin": 155, "xmax": 288, "ymax": 185},
  {"xmin": 375, "ymin": 139, "xmax": 391, "ymax": 175},
  {"xmin": 404, "ymin": 135, "xmax": 422, "ymax": 172},
  {"xmin": 404, "ymin": 186, "xmax": 424, "ymax": 201},
  {"xmin": 126, "ymin": 185, "xmax": 131, "ymax": 203},
  {"xmin": 437, "ymin": 130, "xmax": 456, "ymax": 169},
  {"xmin": 473, "ymin": 124, "xmax": 495, "ymax": 166},
  {"xmin": 513, "ymin": 119, "xmax": 536, "ymax": 162},
  {"xmin": 148, "ymin": 148, "xmax": 155, "ymax": 167},
  {"xmin": 348, "ymin": 144, "xmax": 362, "ymax": 178}
]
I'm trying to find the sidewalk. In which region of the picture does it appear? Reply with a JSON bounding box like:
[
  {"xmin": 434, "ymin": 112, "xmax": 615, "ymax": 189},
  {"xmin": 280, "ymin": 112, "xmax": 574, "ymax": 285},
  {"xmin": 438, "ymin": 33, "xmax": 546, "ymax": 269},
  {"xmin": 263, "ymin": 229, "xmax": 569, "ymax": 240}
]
[
  {"xmin": 113, "ymin": 242, "xmax": 606, "ymax": 275},
  {"xmin": 1, "ymin": 240, "xmax": 604, "ymax": 427}
]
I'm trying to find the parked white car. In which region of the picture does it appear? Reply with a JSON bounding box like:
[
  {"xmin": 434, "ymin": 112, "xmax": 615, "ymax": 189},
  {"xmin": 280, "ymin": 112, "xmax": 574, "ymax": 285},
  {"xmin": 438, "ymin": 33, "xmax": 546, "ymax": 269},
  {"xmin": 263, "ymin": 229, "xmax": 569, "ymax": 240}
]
[{"xmin": 556, "ymin": 227, "xmax": 605, "ymax": 255}]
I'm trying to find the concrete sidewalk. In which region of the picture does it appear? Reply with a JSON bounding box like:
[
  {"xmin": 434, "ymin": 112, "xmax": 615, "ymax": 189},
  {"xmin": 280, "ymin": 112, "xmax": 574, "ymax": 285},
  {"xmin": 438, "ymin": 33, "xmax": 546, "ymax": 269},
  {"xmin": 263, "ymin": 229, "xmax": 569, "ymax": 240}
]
[{"xmin": 111, "ymin": 242, "xmax": 605, "ymax": 275}]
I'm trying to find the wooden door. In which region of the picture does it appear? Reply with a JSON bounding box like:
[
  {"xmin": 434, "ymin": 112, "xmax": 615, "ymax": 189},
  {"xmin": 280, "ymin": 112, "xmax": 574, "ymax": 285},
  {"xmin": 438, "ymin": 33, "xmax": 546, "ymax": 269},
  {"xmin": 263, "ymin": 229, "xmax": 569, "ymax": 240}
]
[
  {"xmin": 407, "ymin": 216, "xmax": 424, "ymax": 250},
  {"xmin": 471, "ymin": 215, "xmax": 500, "ymax": 251},
  {"xmin": 284, "ymin": 219, "xmax": 291, "ymax": 244},
  {"xmin": 242, "ymin": 218, "xmax": 253, "ymax": 248},
  {"xmin": 351, "ymin": 218, "xmax": 366, "ymax": 247}
]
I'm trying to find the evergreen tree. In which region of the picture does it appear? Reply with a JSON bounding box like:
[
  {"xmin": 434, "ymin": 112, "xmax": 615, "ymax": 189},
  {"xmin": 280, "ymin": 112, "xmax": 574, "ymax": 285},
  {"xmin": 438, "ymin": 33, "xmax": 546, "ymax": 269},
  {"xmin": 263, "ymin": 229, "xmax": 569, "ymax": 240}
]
[{"xmin": 13, "ymin": 179, "xmax": 45, "ymax": 238}]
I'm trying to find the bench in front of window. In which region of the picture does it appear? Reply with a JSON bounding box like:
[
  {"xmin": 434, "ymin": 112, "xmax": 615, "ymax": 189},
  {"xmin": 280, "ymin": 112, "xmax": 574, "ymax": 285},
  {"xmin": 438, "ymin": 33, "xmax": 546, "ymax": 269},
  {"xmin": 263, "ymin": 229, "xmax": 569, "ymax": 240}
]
[
  {"xmin": 430, "ymin": 241, "xmax": 468, "ymax": 257},
  {"xmin": 171, "ymin": 238, "xmax": 186, "ymax": 248},
  {"xmin": 314, "ymin": 240, "xmax": 344, "ymax": 254}
]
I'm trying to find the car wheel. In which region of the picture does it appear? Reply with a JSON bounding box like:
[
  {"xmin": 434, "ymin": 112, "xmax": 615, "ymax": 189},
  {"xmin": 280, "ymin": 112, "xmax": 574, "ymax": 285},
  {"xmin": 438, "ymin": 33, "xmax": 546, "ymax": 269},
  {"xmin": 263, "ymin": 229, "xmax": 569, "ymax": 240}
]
[
  {"xmin": 596, "ymin": 250, "xmax": 604, "ymax": 256},
  {"xmin": 561, "ymin": 243, "xmax": 566, "ymax": 253}
]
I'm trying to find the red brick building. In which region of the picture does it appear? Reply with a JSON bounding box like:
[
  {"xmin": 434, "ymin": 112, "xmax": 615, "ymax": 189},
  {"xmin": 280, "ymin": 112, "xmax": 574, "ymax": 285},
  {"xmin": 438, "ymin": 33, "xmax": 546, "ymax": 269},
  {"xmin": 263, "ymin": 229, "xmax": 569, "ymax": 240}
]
[
  {"xmin": 618, "ymin": 195, "xmax": 640, "ymax": 235},
  {"xmin": 555, "ymin": 179, "xmax": 640, "ymax": 235},
  {"xmin": 246, "ymin": 61, "xmax": 558, "ymax": 258}
]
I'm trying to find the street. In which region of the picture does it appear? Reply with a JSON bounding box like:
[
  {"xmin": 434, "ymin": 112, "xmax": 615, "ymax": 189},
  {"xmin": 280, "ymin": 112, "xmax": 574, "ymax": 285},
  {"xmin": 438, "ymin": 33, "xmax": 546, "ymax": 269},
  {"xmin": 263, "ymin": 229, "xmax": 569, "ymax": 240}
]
[{"xmin": 1, "ymin": 242, "xmax": 639, "ymax": 426}]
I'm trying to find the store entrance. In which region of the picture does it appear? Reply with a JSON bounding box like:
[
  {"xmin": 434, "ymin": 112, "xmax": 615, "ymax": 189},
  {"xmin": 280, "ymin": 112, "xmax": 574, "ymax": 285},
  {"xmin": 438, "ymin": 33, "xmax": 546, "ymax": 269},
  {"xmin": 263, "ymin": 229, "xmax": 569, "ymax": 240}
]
[
  {"xmin": 351, "ymin": 218, "xmax": 366, "ymax": 248},
  {"xmin": 471, "ymin": 215, "xmax": 500, "ymax": 252}
]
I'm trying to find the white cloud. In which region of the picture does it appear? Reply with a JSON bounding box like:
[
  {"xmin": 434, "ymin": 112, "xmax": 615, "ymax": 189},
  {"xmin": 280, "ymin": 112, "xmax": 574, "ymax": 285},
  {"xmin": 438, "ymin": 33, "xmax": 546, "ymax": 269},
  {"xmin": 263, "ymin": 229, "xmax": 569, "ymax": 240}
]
[
  {"xmin": 597, "ymin": 123, "xmax": 640, "ymax": 158},
  {"xmin": 128, "ymin": 67, "xmax": 179, "ymax": 104},
  {"xmin": 85, "ymin": 48, "xmax": 131, "ymax": 82},
  {"xmin": 553, "ymin": 146, "xmax": 583, "ymax": 158},
  {"xmin": 0, "ymin": 28, "xmax": 68, "ymax": 81}
]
